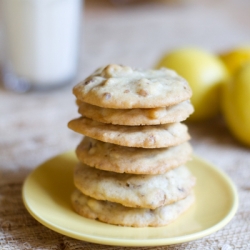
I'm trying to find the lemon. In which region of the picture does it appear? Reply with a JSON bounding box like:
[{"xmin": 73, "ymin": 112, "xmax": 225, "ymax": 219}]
[
  {"xmin": 220, "ymin": 46, "xmax": 250, "ymax": 75},
  {"xmin": 222, "ymin": 62, "xmax": 250, "ymax": 146},
  {"xmin": 156, "ymin": 48, "xmax": 229, "ymax": 121}
]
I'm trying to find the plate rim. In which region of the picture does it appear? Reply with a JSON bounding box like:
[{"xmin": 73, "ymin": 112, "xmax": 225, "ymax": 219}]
[{"xmin": 22, "ymin": 152, "xmax": 238, "ymax": 247}]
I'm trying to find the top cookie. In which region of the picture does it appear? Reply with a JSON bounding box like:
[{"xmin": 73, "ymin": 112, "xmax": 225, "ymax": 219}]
[{"xmin": 73, "ymin": 64, "xmax": 192, "ymax": 109}]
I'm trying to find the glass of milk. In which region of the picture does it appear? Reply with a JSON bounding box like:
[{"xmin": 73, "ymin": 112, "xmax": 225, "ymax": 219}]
[{"xmin": 0, "ymin": 0, "xmax": 83, "ymax": 92}]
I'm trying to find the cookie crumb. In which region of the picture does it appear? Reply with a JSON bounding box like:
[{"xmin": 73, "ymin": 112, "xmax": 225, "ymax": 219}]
[
  {"xmin": 102, "ymin": 64, "xmax": 133, "ymax": 78},
  {"xmin": 137, "ymin": 89, "xmax": 148, "ymax": 97},
  {"xmin": 88, "ymin": 147, "xmax": 96, "ymax": 155},
  {"xmin": 103, "ymin": 92, "xmax": 111, "ymax": 100},
  {"xmin": 84, "ymin": 79, "xmax": 93, "ymax": 85}
]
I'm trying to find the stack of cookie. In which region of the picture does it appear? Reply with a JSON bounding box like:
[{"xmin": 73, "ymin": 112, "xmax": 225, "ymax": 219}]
[{"xmin": 68, "ymin": 64, "xmax": 196, "ymax": 227}]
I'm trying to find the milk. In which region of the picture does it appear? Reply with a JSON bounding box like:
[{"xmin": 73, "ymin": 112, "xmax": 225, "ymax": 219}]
[{"xmin": 1, "ymin": 0, "xmax": 82, "ymax": 91}]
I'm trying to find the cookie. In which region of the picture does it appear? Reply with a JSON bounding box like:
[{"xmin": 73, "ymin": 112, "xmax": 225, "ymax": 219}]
[
  {"xmin": 76, "ymin": 137, "xmax": 192, "ymax": 174},
  {"xmin": 71, "ymin": 189, "xmax": 195, "ymax": 227},
  {"xmin": 77, "ymin": 100, "xmax": 194, "ymax": 125},
  {"xmin": 73, "ymin": 64, "xmax": 192, "ymax": 109},
  {"xmin": 68, "ymin": 117, "xmax": 190, "ymax": 148},
  {"xmin": 74, "ymin": 163, "xmax": 196, "ymax": 209}
]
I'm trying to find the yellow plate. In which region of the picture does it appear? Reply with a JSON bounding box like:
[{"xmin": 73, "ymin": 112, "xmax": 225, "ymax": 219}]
[{"xmin": 22, "ymin": 152, "xmax": 238, "ymax": 247}]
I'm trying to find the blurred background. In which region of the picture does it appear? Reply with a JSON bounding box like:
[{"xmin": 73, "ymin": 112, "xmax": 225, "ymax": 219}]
[
  {"xmin": 83, "ymin": 0, "xmax": 249, "ymax": 77},
  {"xmin": 0, "ymin": 0, "xmax": 250, "ymax": 248}
]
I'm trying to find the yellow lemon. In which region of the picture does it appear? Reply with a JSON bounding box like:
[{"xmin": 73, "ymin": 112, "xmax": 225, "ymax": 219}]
[
  {"xmin": 222, "ymin": 62, "xmax": 250, "ymax": 146},
  {"xmin": 220, "ymin": 46, "xmax": 250, "ymax": 75},
  {"xmin": 156, "ymin": 48, "xmax": 229, "ymax": 121}
]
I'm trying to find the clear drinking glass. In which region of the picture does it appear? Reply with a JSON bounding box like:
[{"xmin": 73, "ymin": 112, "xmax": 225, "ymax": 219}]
[{"xmin": 0, "ymin": 0, "xmax": 83, "ymax": 92}]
